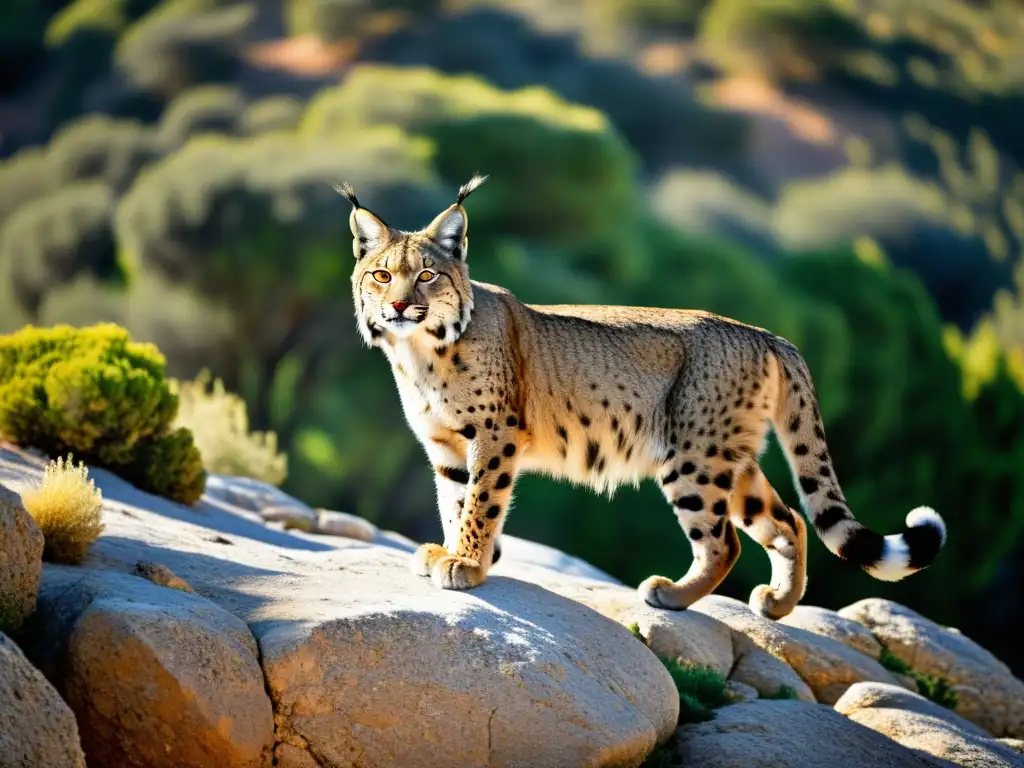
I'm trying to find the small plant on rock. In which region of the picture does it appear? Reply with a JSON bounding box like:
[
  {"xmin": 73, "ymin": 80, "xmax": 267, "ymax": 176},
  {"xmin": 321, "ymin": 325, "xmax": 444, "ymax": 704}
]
[
  {"xmin": 879, "ymin": 643, "xmax": 959, "ymax": 710},
  {"xmin": 21, "ymin": 456, "xmax": 103, "ymax": 564},
  {"xmin": 171, "ymin": 369, "xmax": 287, "ymax": 486},
  {"xmin": 0, "ymin": 323, "xmax": 206, "ymax": 505},
  {"xmin": 762, "ymin": 684, "xmax": 798, "ymax": 700}
]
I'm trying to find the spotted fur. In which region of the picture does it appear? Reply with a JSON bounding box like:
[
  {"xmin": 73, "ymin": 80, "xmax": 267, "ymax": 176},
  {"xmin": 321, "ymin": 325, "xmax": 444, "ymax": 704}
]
[{"xmin": 342, "ymin": 178, "xmax": 947, "ymax": 617}]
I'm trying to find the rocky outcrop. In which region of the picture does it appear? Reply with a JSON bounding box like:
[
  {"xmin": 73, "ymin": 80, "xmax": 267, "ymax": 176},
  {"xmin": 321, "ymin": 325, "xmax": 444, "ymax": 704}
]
[
  {"xmin": 0, "ymin": 483, "xmax": 43, "ymax": 632},
  {"xmin": 3, "ymin": 448, "xmax": 1023, "ymax": 768},
  {"xmin": 691, "ymin": 595, "xmax": 911, "ymax": 704},
  {"xmin": 26, "ymin": 568, "xmax": 274, "ymax": 768},
  {"xmin": 835, "ymin": 682, "xmax": 1023, "ymax": 767},
  {"xmin": 669, "ymin": 700, "xmax": 952, "ymax": 767},
  {"xmin": 0, "ymin": 630, "xmax": 86, "ymax": 768},
  {"xmin": 840, "ymin": 599, "xmax": 1024, "ymax": 738}
]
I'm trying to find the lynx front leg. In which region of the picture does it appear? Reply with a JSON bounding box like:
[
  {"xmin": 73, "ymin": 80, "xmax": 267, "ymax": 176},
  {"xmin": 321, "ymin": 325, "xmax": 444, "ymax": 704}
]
[
  {"xmin": 416, "ymin": 426, "xmax": 520, "ymax": 590},
  {"xmin": 412, "ymin": 437, "xmax": 469, "ymax": 577}
]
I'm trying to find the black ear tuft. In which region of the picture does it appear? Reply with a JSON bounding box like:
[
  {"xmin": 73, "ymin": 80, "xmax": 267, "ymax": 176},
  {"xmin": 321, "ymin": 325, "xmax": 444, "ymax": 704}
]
[
  {"xmin": 335, "ymin": 182, "xmax": 360, "ymax": 209},
  {"xmin": 456, "ymin": 174, "xmax": 488, "ymax": 205}
]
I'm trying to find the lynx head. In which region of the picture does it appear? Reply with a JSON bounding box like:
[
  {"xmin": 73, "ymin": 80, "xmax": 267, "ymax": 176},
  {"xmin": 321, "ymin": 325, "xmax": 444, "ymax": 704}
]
[{"xmin": 339, "ymin": 176, "xmax": 486, "ymax": 347}]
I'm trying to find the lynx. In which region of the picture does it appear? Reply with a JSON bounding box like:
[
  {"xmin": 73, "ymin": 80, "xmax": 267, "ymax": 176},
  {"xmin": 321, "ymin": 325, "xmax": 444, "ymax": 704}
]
[{"xmin": 339, "ymin": 176, "xmax": 946, "ymax": 618}]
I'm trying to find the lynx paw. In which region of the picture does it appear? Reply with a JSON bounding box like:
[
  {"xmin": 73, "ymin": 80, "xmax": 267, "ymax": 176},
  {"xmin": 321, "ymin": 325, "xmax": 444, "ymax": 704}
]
[
  {"xmin": 638, "ymin": 575, "xmax": 690, "ymax": 611},
  {"xmin": 431, "ymin": 554, "xmax": 485, "ymax": 590},
  {"xmin": 749, "ymin": 584, "xmax": 789, "ymax": 620},
  {"xmin": 412, "ymin": 543, "xmax": 448, "ymax": 577}
]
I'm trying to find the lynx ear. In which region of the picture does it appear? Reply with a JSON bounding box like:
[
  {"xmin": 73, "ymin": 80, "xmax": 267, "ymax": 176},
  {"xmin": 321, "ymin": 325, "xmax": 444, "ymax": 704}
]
[
  {"xmin": 422, "ymin": 174, "xmax": 487, "ymax": 260},
  {"xmin": 336, "ymin": 182, "xmax": 390, "ymax": 259}
]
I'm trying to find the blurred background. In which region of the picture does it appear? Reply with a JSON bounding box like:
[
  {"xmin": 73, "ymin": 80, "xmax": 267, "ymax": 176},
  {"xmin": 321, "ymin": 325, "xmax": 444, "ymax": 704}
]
[{"xmin": 1, "ymin": 0, "xmax": 1023, "ymax": 672}]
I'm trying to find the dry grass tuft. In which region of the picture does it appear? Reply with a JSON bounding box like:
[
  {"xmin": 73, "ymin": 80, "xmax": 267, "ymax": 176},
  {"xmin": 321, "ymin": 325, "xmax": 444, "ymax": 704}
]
[
  {"xmin": 21, "ymin": 456, "xmax": 104, "ymax": 564},
  {"xmin": 171, "ymin": 369, "xmax": 288, "ymax": 486}
]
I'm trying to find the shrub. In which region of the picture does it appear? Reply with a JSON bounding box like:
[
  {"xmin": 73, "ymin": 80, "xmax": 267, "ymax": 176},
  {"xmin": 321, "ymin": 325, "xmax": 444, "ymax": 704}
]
[
  {"xmin": 157, "ymin": 85, "xmax": 247, "ymax": 149},
  {"xmin": 20, "ymin": 455, "xmax": 104, "ymax": 565},
  {"xmin": 240, "ymin": 95, "xmax": 304, "ymax": 136},
  {"xmin": 115, "ymin": 2, "xmax": 254, "ymax": 98},
  {"xmin": 172, "ymin": 369, "xmax": 287, "ymax": 486},
  {"xmin": 878, "ymin": 644, "xmax": 958, "ymax": 710},
  {"xmin": 0, "ymin": 182, "xmax": 121, "ymax": 318},
  {"xmin": 762, "ymin": 684, "xmax": 798, "ymax": 700},
  {"xmin": 0, "ymin": 323, "xmax": 205, "ymax": 504}
]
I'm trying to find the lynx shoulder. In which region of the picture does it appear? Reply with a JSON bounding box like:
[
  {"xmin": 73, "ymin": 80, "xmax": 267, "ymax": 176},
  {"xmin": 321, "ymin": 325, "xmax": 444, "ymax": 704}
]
[{"xmin": 339, "ymin": 178, "xmax": 946, "ymax": 618}]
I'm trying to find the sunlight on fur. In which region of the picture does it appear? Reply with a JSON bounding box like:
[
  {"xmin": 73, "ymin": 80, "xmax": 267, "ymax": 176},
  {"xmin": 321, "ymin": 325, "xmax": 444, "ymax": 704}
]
[{"xmin": 21, "ymin": 456, "xmax": 104, "ymax": 565}]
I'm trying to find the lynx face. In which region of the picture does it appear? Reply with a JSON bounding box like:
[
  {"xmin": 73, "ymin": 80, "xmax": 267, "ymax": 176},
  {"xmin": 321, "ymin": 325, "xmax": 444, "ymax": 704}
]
[
  {"xmin": 341, "ymin": 179, "xmax": 483, "ymax": 347},
  {"xmin": 352, "ymin": 233, "xmax": 471, "ymax": 342}
]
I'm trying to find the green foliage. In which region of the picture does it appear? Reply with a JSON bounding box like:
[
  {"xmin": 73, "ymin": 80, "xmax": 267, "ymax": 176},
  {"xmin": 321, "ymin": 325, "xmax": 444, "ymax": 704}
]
[
  {"xmin": 240, "ymin": 95, "xmax": 304, "ymax": 136},
  {"xmin": 762, "ymin": 684, "xmax": 798, "ymax": 700},
  {"xmin": 125, "ymin": 427, "xmax": 206, "ymax": 505},
  {"xmin": 115, "ymin": 1, "xmax": 254, "ymax": 98},
  {"xmin": 0, "ymin": 182, "xmax": 121, "ymax": 318},
  {"xmin": 662, "ymin": 657, "xmax": 730, "ymax": 723},
  {"xmin": 172, "ymin": 369, "xmax": 287, "ymax": 486},
  {"xmin": 0, "ymin": 323, "xmax": 205, "ymax": 504},
  {"xmin": 627, "ymin": 621, "xmax": 646, "ymax": 644},
  {"xmin": 157, "ymin": 85, "xmax": 247, "ymax": 148},
  {"xmin": 879, "ymin": 644, "xmax": 958, "ymax": 710},
  {"xmin": 286, "ymin": 0, "xmax": 440, "ymax": 40}
]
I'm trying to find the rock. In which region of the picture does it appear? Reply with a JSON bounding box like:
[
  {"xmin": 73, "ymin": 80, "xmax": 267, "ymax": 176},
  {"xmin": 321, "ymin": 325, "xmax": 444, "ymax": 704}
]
[
  {"xmin": 690, "ymin": 595, "xmax": 909, "ymax": 704},
  {"xmin": 133, "ymin": 560, "xmax": 194, "ymax": 592},
  {"xmin": 779, "ymin": 605, "xmax": 883, "ymax": 659},
  {"xmin": 670, "ymin": 699, "xmax": 950, "ymax": 767},
  {"xmin": 835, "ymin": 682, "xmax": 1023, "ymax": 768},
  {"xmin": 840, "ymin": 598, "xmax": 1024, "ymax": 738},
  {"xmin": 26, "ymin": 568, "xmax": 274, "ymax": 768},
  {"xmin": 0, "ymin": 630, "xmax": 86, "ymax": 768},
  {"xmin": 724, "ymin": 680, "xmax": 759, "ymax": 704},
  {"xmin": 1001, "ymin": 739, "xmax": 1024, "ymax": 755},
  {"xmin": 728, "ymin": 646, "xmax": 815, "ymax": 703},
  {"xmin": 251, "ymin": 548, "xmax": 678, "ymax": 768},
  {"xmin": 260, "ymin": 505, "xmax": 317, "ymax": 531},
  {"xmin": 203, "ymin": 473, "xmax": 313, "ymax": 516},
  {"xmin": 33, "ymin": 478, "xmax": 679, "ymax": 768},
  {"xmin": 524, "ymin": 576, "xmax": 735, "ymax": 677},
  {"xmin": 492, "ymin": 535, "xmax": 622, "ymax": 585},
  {"xmin": 0, "ymin": 483, "xmax": 44, "ymax": 632},
  {"xmin": 314, "ymin": 509, "xmax": 378, "ymax": 541}
]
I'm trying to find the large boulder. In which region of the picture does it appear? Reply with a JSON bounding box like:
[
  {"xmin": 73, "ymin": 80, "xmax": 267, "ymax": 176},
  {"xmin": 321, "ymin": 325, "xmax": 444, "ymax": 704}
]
[
  {"xmin": 727, "ymin": 645, "xmax": 816, "ymax": 703},
  {"xmin": 0, "ymin": 483, "xmax": 44, "ymax": 632},
  {"xmin": 15, "ymin": 455, "xmax": 678, "ymax": 768},
  {"xmin": 779, "ymin": 605, "xmax": 883, "ymax": 659},
  {"xmin": 835, "ymin": 682, "xmax": 1023, "ymax": 768},
  {"xmin": 26, "ymin": 568, "xmax": 274, "ymax": 768},
  {"xmin": 840, "ymin": 598, "xmax": 1024, "ymax": 738},
  {"xmin": 0, "ymin": 630, "xmax": 86, "ymax": 768},
  {"xmin": 690, "ymin": 595, "xmax": 910, "ymax": 704},
  {"xmin": 669, "ymin": 699, "xmax": 952, "ymax": 767}
]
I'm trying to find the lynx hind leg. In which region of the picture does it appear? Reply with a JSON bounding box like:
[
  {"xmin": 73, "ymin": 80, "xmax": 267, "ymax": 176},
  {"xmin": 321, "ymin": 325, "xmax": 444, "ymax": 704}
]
[
  {"xmin": 730, "ymin": 463, "xmax": 807, "ymax": 619},
  {"xmin": 639, "ymin": 452, "xmax": 743, "ymax": 610}
]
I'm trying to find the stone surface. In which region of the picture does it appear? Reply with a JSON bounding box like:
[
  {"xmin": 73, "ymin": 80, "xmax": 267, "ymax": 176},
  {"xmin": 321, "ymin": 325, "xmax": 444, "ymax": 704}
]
[
  {"xmin": 691, "ymin": 595, "xmax": 909, "ymax": 705},
  {"xmin": 0, "ymin": 482, "xmax": 44, "ymax": 632},
  {"xmin": 779, "ymin": 604, "xmax": 883, "ymax": 659},
  {"xmin": 260, "ymin": 504, "xmax": 317, "ymax": 531},
  {"xmin": 0, "ymin": 630, "xmax": 86, "ymax": 768},
  {"xmin": 314, "ymin": 509, "xmax": 379, "ymax": 541},
  {"xmin": 5, "ymin": 451, "xmax": 677, "ymax": 768},
  {"xmin": 835, "ymin": 682, "xmax": 1023, "ymax": 768},
  {"xmin": 492, "ymin": 535, "xmax": 622, "ymax": 585},
  {"xmin": 133, "ymin": 560, "xmax": 194, "ymax": 592},
  {"xmin": 724, "ymin": 680, "xmax": 759, "ymax": 704},
  {"xmin": 26, "ymin": 568, "xmax": 274, "ymax": 768},
  {"xmin": 671, "ymin": 700, "xmax": 951, "ymax": 767},
  {"xmin": 841, "ymin": 598, "xmax": 1024, "ymax": 738},
  {"xmin": 728, "ymin": 645, "xmax": 816, "ymax": 703},
  {"xmin": 203, "ymin": 473, "xmax": 315, "ymax": 516},
  {"xmin": 1001, "ymin": 739, "xmax": 1024, "ymax": 755}
]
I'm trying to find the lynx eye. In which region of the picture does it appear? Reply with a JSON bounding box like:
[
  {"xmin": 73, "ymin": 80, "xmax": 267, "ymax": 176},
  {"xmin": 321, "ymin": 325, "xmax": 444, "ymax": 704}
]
[
  {"xmin": 372, "ymin": 270, "xmax": 392, "ymax": 284},
  {"xmin": 417, "ymin": 270, "xmax": 437, "ymax": 283}
]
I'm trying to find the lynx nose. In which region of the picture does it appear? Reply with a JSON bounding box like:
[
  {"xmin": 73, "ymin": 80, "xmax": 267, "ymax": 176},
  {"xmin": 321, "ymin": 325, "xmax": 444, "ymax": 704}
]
[{"xmin": 391, "ymin": 301, "xmax": 409, "ymax": 314}]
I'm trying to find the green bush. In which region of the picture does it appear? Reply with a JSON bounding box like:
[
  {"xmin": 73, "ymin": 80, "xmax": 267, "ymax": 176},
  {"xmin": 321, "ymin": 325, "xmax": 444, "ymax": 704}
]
[
  {"xmin": 157, "ymin": 84, "xmax": 247, "ymax": 148},
  {"xmin": 0, "ymin": 323, "xmax": 205, "ymax": 504},
  {"xmin": 0, "ymin": 182, "xmax": 121, "ymax": 318}
]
